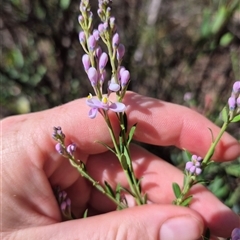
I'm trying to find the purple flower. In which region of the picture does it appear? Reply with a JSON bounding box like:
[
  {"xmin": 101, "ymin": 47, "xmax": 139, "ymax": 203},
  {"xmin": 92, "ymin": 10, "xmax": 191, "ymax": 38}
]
[
  {"xmin": 233, "ymin": 81, "xmax": 240, "ymax": 93},
  {"xmin": 93, "ymin": 29, "xmax": 100, "ymax": 41},
  {"xmin": 112, "ymin": 33, "xmax": 120, "ymax": 48},
  {"xmin": 120, "ymin": 70, "xmax": 130, "ymax": 87},
  {"xmin": 79, "ymin": 31, "xmax": 85, "ymax": 43},
  {"xmin": 82, "ymin": 54, "xmax": 90, "ymax": 71},
  {"xmin": 86, "ymin": 96, "xmax": 126, "ymax": 118},
  {"xmin": 88, "ymin": 35, "xmax": 96, "ymax": 51},
  {"xmin": 95, "ymin": 46, "xmax": 102, "ymax": 59},
  {"xmin": 87, "ymin": 67, "xmax": 98, "ymax": 86},
  {"xmin": 117, "ymin": 44, "xmax": 125, "ymax": 61},
  {"xmin": 185, "ymin": 155, "xmax": 203, "ymax": 175},
  {"xmin": 109, "ymin": 81, "xmax": 120, "ymax": 92},
  {"xmin": 228, "ymin": 97, "xmax": 236, "ymax": 110},
  {"xmin": 99, "ymin": 52, "xmax": 108, "ymax": 70},
  {"xmin": 231, "ymin": 228, "xmax": 240, "ymax": 240},
  {"xmin": 67, "ymin": 143, "xmax": 76, "ymax": 156},
  {"xmin": 55, "ymin": 143, "xmax": 64, "ymax": 155},
  {"xmin": 98, "ymin": 23, "xmax": 105, "ymax": 34}
]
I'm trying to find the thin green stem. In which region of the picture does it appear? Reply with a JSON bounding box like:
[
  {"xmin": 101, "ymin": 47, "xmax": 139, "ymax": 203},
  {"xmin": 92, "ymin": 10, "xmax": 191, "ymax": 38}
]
[
  {"xmin": 69, "ymin": 158, "xmax": 126, "ymax": 210},
  {"xmin": 202, "ymin": 121, "xmax": 229, "ymax": 165}
]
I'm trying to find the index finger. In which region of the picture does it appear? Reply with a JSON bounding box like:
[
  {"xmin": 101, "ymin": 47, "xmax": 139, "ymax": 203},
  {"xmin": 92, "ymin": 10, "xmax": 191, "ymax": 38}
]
[{"xmin": 124, "ymin": 92, "xmax": 240, "ymax": 161}]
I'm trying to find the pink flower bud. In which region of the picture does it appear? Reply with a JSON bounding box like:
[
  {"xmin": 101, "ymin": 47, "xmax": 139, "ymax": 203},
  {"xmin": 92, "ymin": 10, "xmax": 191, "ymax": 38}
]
[
  {"xmin": 117, "ymin": 44, "xmax": 125, "ymax": 60},
  {"xmin": 87, "ymin": 67, "xmax": 98, "ymax": 86},
  {"xmin": 112, "ymin": 33, "xmax": 120, "ymax": 48},
  {"xmin": 98, "ymin": 23, "xmax": 104, "ymax": 34},
  {"xmin": 79, "ymin": 31, "xmax": 85, "ymax": 43},
  {"xmin": 95, "ymin": 46, "xmax": 102, "ymax": 59},
  {"xmin": 228, "ymin": 97, "xmax": 236, "ymax": 110},
  {"xmin": 233, "ymin": 81, "xmax": 240, "ymax": 93},
  {"xmin": 82, "ymin": 54, "xmax": 90, "ymax": 71},
  {"xmin": 120, "ymin": 70, "xmax": 130, "ymax": 87},
  {"xmin": 88, "ymin": 35, "xmax": 96, "ymax": 51},
  {"xmin": 93, "ymin": 29, "xmax": 100, "ymax": 41},
  {"xmin": 99, "ymin": 52, "xmax": 108, "ymax": 70}
]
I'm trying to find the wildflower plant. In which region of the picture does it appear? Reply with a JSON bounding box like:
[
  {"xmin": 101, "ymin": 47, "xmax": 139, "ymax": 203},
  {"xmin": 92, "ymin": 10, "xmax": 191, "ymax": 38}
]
[{"xmin": 51, "ymin": 0, "xmax": 240, "ymax": 237}]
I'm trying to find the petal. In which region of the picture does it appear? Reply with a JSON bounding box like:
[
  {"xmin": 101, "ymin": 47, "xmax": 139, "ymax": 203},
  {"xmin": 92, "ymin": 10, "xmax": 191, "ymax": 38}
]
[
  {"xmin": 109, "ymin": 82, "xmax": 120, "ymax": 92},
  {"xmin": 189, "ymin": 165, "xmax": 196, "ymax": 174},
  {"xmin": 109, "ymin": 102, "xmax": 126, "ymax": 112},
  {"xmin": 195, "ymin": 167, "xmax": 202, "ymax": 175},
  {"xmin": 88, "ymin": 108, "xmax": 98, "ymax": 119},
  {"xmin": 86, "ymin": 98, "xmax": 102, "ymax": 108}
]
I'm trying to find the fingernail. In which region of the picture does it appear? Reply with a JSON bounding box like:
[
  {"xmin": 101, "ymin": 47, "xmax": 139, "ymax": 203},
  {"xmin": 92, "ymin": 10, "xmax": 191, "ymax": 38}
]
[{"xmin": 160, "ymin": 215, "xmax": 203, "ymax": 240}]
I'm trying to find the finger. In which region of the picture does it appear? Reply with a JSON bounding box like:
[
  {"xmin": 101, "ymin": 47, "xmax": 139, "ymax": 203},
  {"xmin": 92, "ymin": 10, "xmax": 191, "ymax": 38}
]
[
  {"xmin": 123, "ymin": 92, "xmax": 240, "ymax": 161},
  {"xmin": 87, "ymin": 144, "xmax": 240, "ymax": 238},
  {"xmin": 10, "ymin": 204, "xmax": 204, "ymax": 240},
  {"xmin": 2, "ymin": 92, "xmax": 239, "ymax": 163}
]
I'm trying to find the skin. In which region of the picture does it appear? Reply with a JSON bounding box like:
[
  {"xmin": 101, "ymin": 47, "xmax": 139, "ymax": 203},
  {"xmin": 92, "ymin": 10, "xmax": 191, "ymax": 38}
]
[{"xmin": 1, "ymin": 92, "xmax": 240, "ymax": 240}]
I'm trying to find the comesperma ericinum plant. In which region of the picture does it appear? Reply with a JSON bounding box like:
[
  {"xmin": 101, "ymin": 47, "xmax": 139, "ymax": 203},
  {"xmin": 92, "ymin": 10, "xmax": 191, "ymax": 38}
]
[{"xmin": 52, "ymin": 0, "xmax": 240, "ymax": 225}]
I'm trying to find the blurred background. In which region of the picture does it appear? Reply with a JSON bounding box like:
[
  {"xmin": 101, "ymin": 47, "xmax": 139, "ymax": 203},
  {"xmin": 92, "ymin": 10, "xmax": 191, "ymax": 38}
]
[{"xmin": 1, "ymin": 0, "xmax": 240, "ymax": 217}]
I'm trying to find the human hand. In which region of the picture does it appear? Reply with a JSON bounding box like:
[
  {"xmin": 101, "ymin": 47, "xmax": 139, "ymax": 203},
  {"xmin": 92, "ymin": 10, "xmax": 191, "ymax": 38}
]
[{"xmin": 2, "ymin": 92, "xmax": 240, "ymax": 240}]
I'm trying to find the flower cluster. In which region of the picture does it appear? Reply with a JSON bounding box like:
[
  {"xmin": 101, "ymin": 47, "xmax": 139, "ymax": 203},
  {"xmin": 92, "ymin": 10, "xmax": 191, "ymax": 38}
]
[
  {"xmin": 185, "ymin": 155, "xmax": 203, "ymax": 175},
  {"xmin": 52, "ymin": 127, "xmax": 76, "ymax": 157},
  {"xmin": 54, "ymin": 186, "xmax": 74, "ymax": 220},
  {"xmin": 228, "ymin": 81, "xmax": 240, "ymax": 112},
  {"xmin": 78, "ymin": 0, "xmax": 130, "ymax": 118}
]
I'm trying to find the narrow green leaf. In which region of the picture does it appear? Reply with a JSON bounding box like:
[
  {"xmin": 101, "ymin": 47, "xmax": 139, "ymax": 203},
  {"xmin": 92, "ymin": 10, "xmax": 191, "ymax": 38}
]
[
  {"xmin": 181, "ymin": 196, "xmax": 193, "ymax": 207},
  {"xmin": 127, "ymin": 123, "xmax": 137, "ymax": 146},
  {"xmin": 221, "ymin": 106, "xmax": 229, "ymax": 123},
  {"xmin": 115, "ymin": 183, "xmax": 121, "ymax": 202},
  {"xmin": 231, "ymin": 114, "xmax": 240, "ymax": 123},
  {"xmin": 104, "ymin": 181, "xmax": 115, "ymax": 197},
  {"xmin": 211, "ymin": 6, "xmax": 228, "ymax": 34},
  {"xmin": 120, "ymin": 154, "xmax": 128, "ymax": 170},
  {"xmin": 207, "ymin": 128, "xmax": 214, "ymax": 143},
  {"xmin": 95, "ymin": 140, "xmax": 116, "ymax": 154},
  {"xmin": 83, "ymin": 209, "xmax": 88, "ymax": 218},
  {"xmin": 172, "ymin": 182, "xmax": 181, "ymax": 198}
]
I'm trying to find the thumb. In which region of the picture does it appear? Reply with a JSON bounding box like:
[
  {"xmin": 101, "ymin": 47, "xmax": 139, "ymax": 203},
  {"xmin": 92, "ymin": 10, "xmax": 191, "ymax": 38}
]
[{"xmin": 14, "ymin": 205, "xmax": 204, "ymax": 240}]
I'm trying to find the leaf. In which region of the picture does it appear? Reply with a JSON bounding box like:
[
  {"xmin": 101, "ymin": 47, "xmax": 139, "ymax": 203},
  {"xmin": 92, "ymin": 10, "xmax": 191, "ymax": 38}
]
[
  {"xmin": 104, "ymin": 181, "xmax": 115, "ymax": 197},
  {"xmin": 220, "ymin": 106, "xmax": 229, "ymax": 123},
  {"xmin": 181, "ymin": 196, "xmax": 193, "ymax": 207},
  {"xmin": 182, "ymin": 149, "xmax": 192, "ymax": 162},
  {"xmin": 211, "ymin": 6, "xmax": 228, "ymax": 34},
  {"xmin": 220, "ymin": 32, "xmax": 234, "ymax": 47},
  {"xmin": 207, "ymin": 127, "xmax": 214, "ymax": 143},
  {"xmin": 172, "ymin": 182, "xmax": 181, "ymax": 198},
  {"xmin": 115, "ymin": 183, "xmax": 121, "ymax": 202},
  {"xmin": 95, "ymin": 140, "xmax": 116, "ymax": 154},
  {"xmin": 127, "ymin": 123, "xmax": 137, "ymax": 147},
  {"xmin": 225, "ymin": 164, "xmax": 240, "ymax": 177},
  {"xmin": 231, "ymin": 114, "xmax": 240, "ymax": 123},
  {"xmin": 83, "ymin": 209, "xmax": 88, "ymax": 218},
  {"xmin": 120, "ymin": 154, "xmax": 128, "ymax": 170}
]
